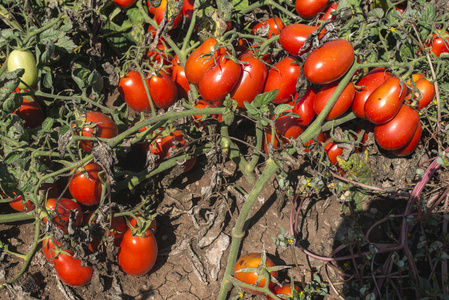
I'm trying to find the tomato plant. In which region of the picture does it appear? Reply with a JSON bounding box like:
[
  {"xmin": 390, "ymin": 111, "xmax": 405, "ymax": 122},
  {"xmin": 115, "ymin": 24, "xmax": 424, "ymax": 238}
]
[
  {"xmin": 7, "ymin": 49, "xmax": 38, "ymax": 89},
  {"xmin": 199, "ymin": 55, "xmax": 242, "ymax": 103},
  {"xmin": 14, "ymin": 96, "xmax": 45, "ymax": 128},
  {"xmin": 314, "ymin": 81, "xmax": 355, "ymax": 120},
  {"xmin": 352, "ymin": 67, "xmax": 393, "ymax": 119},
  {"xmin": 295, "ymin": 0, "xmax": 329, "ymax": 19},
  {"xmin": 182, "ymin": 0, "xmax": 195, "ymax": 20},
  {"xmin": 171, "ymin": 57, "xmax": 191, "ymax": 100},
  {"xmin": 193, "ymin": 100, "xmax": 222, "ymax": 123},
  {"xmin": 185, "ymin": 37, "xmax": 219, "ymax": 85},
  {"xmin": 230, "ymin": 52, "xmax": 267, "ymax": 109},
  {"xmin": 160, "ymin": 130, "xmax": 196, "ymax": 172},
  {"xmin": 9, "ymin": 182, "xmax": 58, "ymax": 212},
  {"xmin": 279, "ymin": 24, "xmax": 320, "ymax": 56},
  {"xmin": 147, "ymin": 0, "xmax": 182, "ymax": 29},
  {"xmin": 78, "ymin": 111, "xmax": 119, "ymax": 152},
  {"xmin": 291, "ymin": 87, "xmax": 316, "ymax": 126},
  {"xmin": 44, "ymin": 198, "xmax": 84, "ymax": 233},
  {"xmin": 391, "ymin": 121, "xmax": 422, "ymax": 157},
  {"xmin": 251, "ymin": 17, "xmax": 285, "ymax": 39},
  {"xmin": 406, "ymin": 77, "xmax": 435, "ymax": 110},
  {"xmin": 304, "ymin": 39, "xmax": 354, "ymax": 84},
  {"xmin": 53, "ymin": 250, "xmax": 93, "ymax": 286},
  {"xmin": 275, "ymin": 113, "xmax": 304, "ymax": 140},
  {"xmin": 364, "ymin": 77, "xmax": 406, "ymax": 125},
  {"xmin": 117, "ymin": 228, "xmax": 158, "ymax": 276},
  {"xmin": 324, "ymin": 140, "xmax": 343, "ymax": 165},
  {"xmin": 233, "ymin": 253, "xmax": 278, "ymax": 294},
  {"xmin": 429, "ymin": 30, "xmax": 449, "ymax": 57},
  {"xmin": 264, "ymin": 56, "xmax": 301, "ymax": 104},
  {"xmin": 42, "ymin": 236, "xmax": 62, "ymax": 262},
  {"xmin": 320, "ymin": 2, "xmax": 338, "ymax": 21},
  {"xmin": 68, "ymin": 162, "xmax": 104, "ymax": 206},
  {"xmin": 374, "ymin": 104, "xmax": 420, "ymax": 150}
]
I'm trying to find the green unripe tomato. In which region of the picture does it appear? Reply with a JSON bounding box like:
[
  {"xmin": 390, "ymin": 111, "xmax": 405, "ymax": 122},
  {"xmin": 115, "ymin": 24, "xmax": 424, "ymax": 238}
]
[{"xmin": 7, "ymin": 49, "xmax": 38, "ymax": 89}]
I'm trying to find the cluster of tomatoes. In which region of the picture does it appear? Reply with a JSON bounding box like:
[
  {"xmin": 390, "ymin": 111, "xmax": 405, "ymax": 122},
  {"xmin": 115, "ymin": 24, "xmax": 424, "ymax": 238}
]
[{"xmin": 233, "ymin": 252, "xmax": 302, "ymax": 299}]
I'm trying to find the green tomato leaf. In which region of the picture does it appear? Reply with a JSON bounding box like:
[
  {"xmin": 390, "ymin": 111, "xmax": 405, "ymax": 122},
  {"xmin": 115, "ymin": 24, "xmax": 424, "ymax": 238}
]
[
  {"xmin": 254, "ymin": 90, "xmax": 278, "ymax": 108},
  {"xmin": 367, "ymin": 8, "xmax": 384, "ymax": 19},
  {"xmin": 274, "ymin": 104, "xmax": 293, "ymax": 116},
  {"xmin": 216, "ymin": 0, "xmax": 233, "ymax": 21},
  {"xmin": 0, "ymin": 70, "xmax": 22, "ymax": 102},
  {"xmin": 233, "ymin": 0, "xmax": 248, "ymax": 11}
]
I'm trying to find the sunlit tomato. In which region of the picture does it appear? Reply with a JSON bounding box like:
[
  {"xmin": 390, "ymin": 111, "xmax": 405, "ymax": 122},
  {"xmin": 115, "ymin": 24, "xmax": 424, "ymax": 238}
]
[
  {"xmin": 352, "ymin": 68, "xmax": 393, "ymax": 119},
  {"xmin": 114, "ymin": 0, "xmax": 136, "ymax": 9},
  {"xmin": 233, "ymin": 253, "xmax": 278, "ymax": 295},
  {"xmin": 314, "ymin": 81, "xmax": 355, "ymax": 120},
  {"xmin": 364, "ymin": 77, "xmax": 406, "ymax": 125},
  {"xmin": 266, "ymin": 284, "xmax": 302, "ymax": 300},
  {"xmin": 149, "ymin": 71, "xmax": 178, "ymax": 108},
  {"xmin": 320, "ymin": 2, "xmax": 338, "ymax": 21},
  {"xmin": 42, "ymin": 236, "xmax": 62, "ymax": 262},
  {"xmin": 304, "ymin": 39, "xmax": 354, "ymax": 85},
  {"xmin": 44, "ymin": 198, "xmax": 84, "ymax": 233},
  {"xmin": 118, "ymin": 228, "xmax": 158, "ymax": 276},
  {"xmin": 171, "ymin": 58, "xmax": 190, "ymax": 100},
  {"xmin": 230, "ymin": 53, "xmax": 267, "ymax": 109},
  {"xmin": 54, "ymin": 250, "xmax": 93, "ymax": 286},
  {"xmin": 193, "ymin": 100, "xmax": 222, "ymax": 123},
  {"xmin": 429, "ymin": 30, "xmax": 449, "ymax": 57},
  {"xmin": 279, "ymin": 24, "xmax": 320, "ymax": 56},
  {"xmin": 13, "ymin": 96, "xmax": 45, "ymax": 128},
  {"xmin": 9, "ymin": 182, "xmax": 58, "ymax": 212},
  {"xmin": 264, "ymin": 56, "xmax": 301, "ymax": 104},
  {"xmin": 374, "ymin": 104, "xmax": 419, "ymax": 150},
  {"xmin": 119, "ymin": 70, "xmax": 152, "ymax": 112},
  {"xmin": 147, "ymin": 0, "xmax": 182, "ymax": 29},
  {"xmin": 251, "ymin": 17, "xmax": 285, "ymax": 39},
  {"xmin": 406, "ymin": 78, "xmax": 435, "ymax": 110},
  {"xmin": 185, "ymin": 38, "xmax": 219, "ymax": 85},
  {"xmin": 78, "ymin": 111, "xmax": 119, "ymax": 152},
  {"xmin": 391, "ymin": 121, "xmax": 422, "ymax": 157},
  {"xmin": 68, "ymin": 162, "xmax": 104, "ymax": 206},
  {"xmin": 295, "ymin": 0, "xmax": 329, "ymax": 19},
  {"xmin": 199, "ymin": 55, "xmax": 242, "ymax": 103},
  {"xmin": 7, "ymin": 49, "xmax": 38, "ymax": 89},
  {"xmin": 182, "ymin": 0, "xmax": 195, "ymax": 20},
  {"xmin": 324, "ymin": 139, "xmax": 343, "ymax": 165},
  {"xmin": 161, "ymin": 130, "xmax": 196, "ymax": 172},
  {"xmin": 292, "ymin": 87, "xmax": 317, "ymax": 126}
]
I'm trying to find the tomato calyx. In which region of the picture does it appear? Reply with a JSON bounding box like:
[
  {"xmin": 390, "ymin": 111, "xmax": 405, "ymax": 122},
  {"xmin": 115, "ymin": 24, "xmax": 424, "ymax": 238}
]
[{"xmin": 126, "ymin": 212, "xmax": 158, "ymax": 237}]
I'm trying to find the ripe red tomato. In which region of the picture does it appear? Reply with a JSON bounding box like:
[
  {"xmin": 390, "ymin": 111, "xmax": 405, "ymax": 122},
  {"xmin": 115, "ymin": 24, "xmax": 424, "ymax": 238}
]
[
  {"xmin": 374, "ymin": 104, "xmax": 420, "ymax": 150},
  {"xmin": 146, "ymin": 43, "xmax": 169, "ymax": 64},
  {"xmin": 53, "ymin": 250, "xmax": 93, "ymax": 286},
  {"xmin": 251, "ymin": 17, "xmax": 285, "ymax": 39},
  {"xmin": 264, "ymin": 56, "xmax": 301, "ymax": 104},
  {"xmin": 233, "ymin": 253, "xmax": 278, "ymax": 295},
  {"xmin": 266, "ymin": 284, "xmax": 302, "ymax": 300},
  {"xmin": 13, "ymin": 96, "xmax": 45, "ymax": 128},
  {"xmin": 314, "ymin": 81, "xmax": 355, "ymax": 120},
  {"xmin": 119, "ymin": 70, "xmax": 152, "ymax": 112},
  {"xmin": 295, "ymin": 0, "xmax": 329, "ymax": 19},
  {"xmin": 429, "ymin": 30, "xmax": 449, "ymax": 57},
  {"xmin": 44, "ymin": 198, "xmax": 84, "ymax": 233},
  {"xmin": 320, "ymin": 2, "xmax": 338, "ymax": 21},
  {"xmin": 78, "ymin": 111, "xmax": 119, "ymax": 152},
  {"xmin": 147, "ymin": 0, "xmax": 182, "ymax": 29},
  {"xmin": 304, "ymin": 39, "xmax": 354, "ymax": 85},
  {"xmin": 364, "ymin": 77, "xmax": 406, "ymax": 125},
  {"xmin": 185, "ymin": 38, "xmax": 219, "ymax": 85},
  {"xmin": 9, "ymin": 182, "xmax": 58, "ymax": 212},
  {"xmin": 292, "ymin": 87, "xmax": 317, "ymax": 126},
  {"xmin": 193, "ymin": 100, "xmax": 223, "ymax": 123},
  {"xmin": 391, "ymin": 121, "xmax": 422, "ymax": 157},
  {"xmin": 68, "ymin": 162, "xmax": 104, "ymax": 206},
  {"xmin": 275, "ymin": 113, "xmax": 304, "ymax": 140},
  {"xmin": 230, "ymin": 53, "xmax": 267, "ymax": 109},
  {"xmin": 279, "ymin": 24, "xmax": 320, "ymax": 56},
  {"xmin": 42, "ymin": 236, "xmax": 62, "ymax": 262},
  {"xmin": 118, "ymin": 228, "xmax": 158, "ymax": 276},
  {"xmin": 147, "ymin": 134, "xmax": 165, "ymax": 163},
  {"xmin": 113, "ymin": 0, "xmax": 136, "ymax": 9},
  {"xmin": 324, "ymin": 140, "xmax": 343, "ymax": 165},
  {"xmin": 182, "ymin": 0, "xmax": 195, "ymax": 20},
  {"xmin": 406, "ymin": 78, "xmax": 435, "ymax": 110},
  {"xmin": 148, "ymin": 71, "xmax": 178, "ymax": 108},
  {"xmin": 352, "ymin": 68, "xmax": 393, "ymax": 119},
  {"xmin": 171, "ymin": 57, "xmax": 191, "ymax": 100},
  {"xmin": 199, "ymin": 55, "xmax": 242, "ymax": 103}
]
